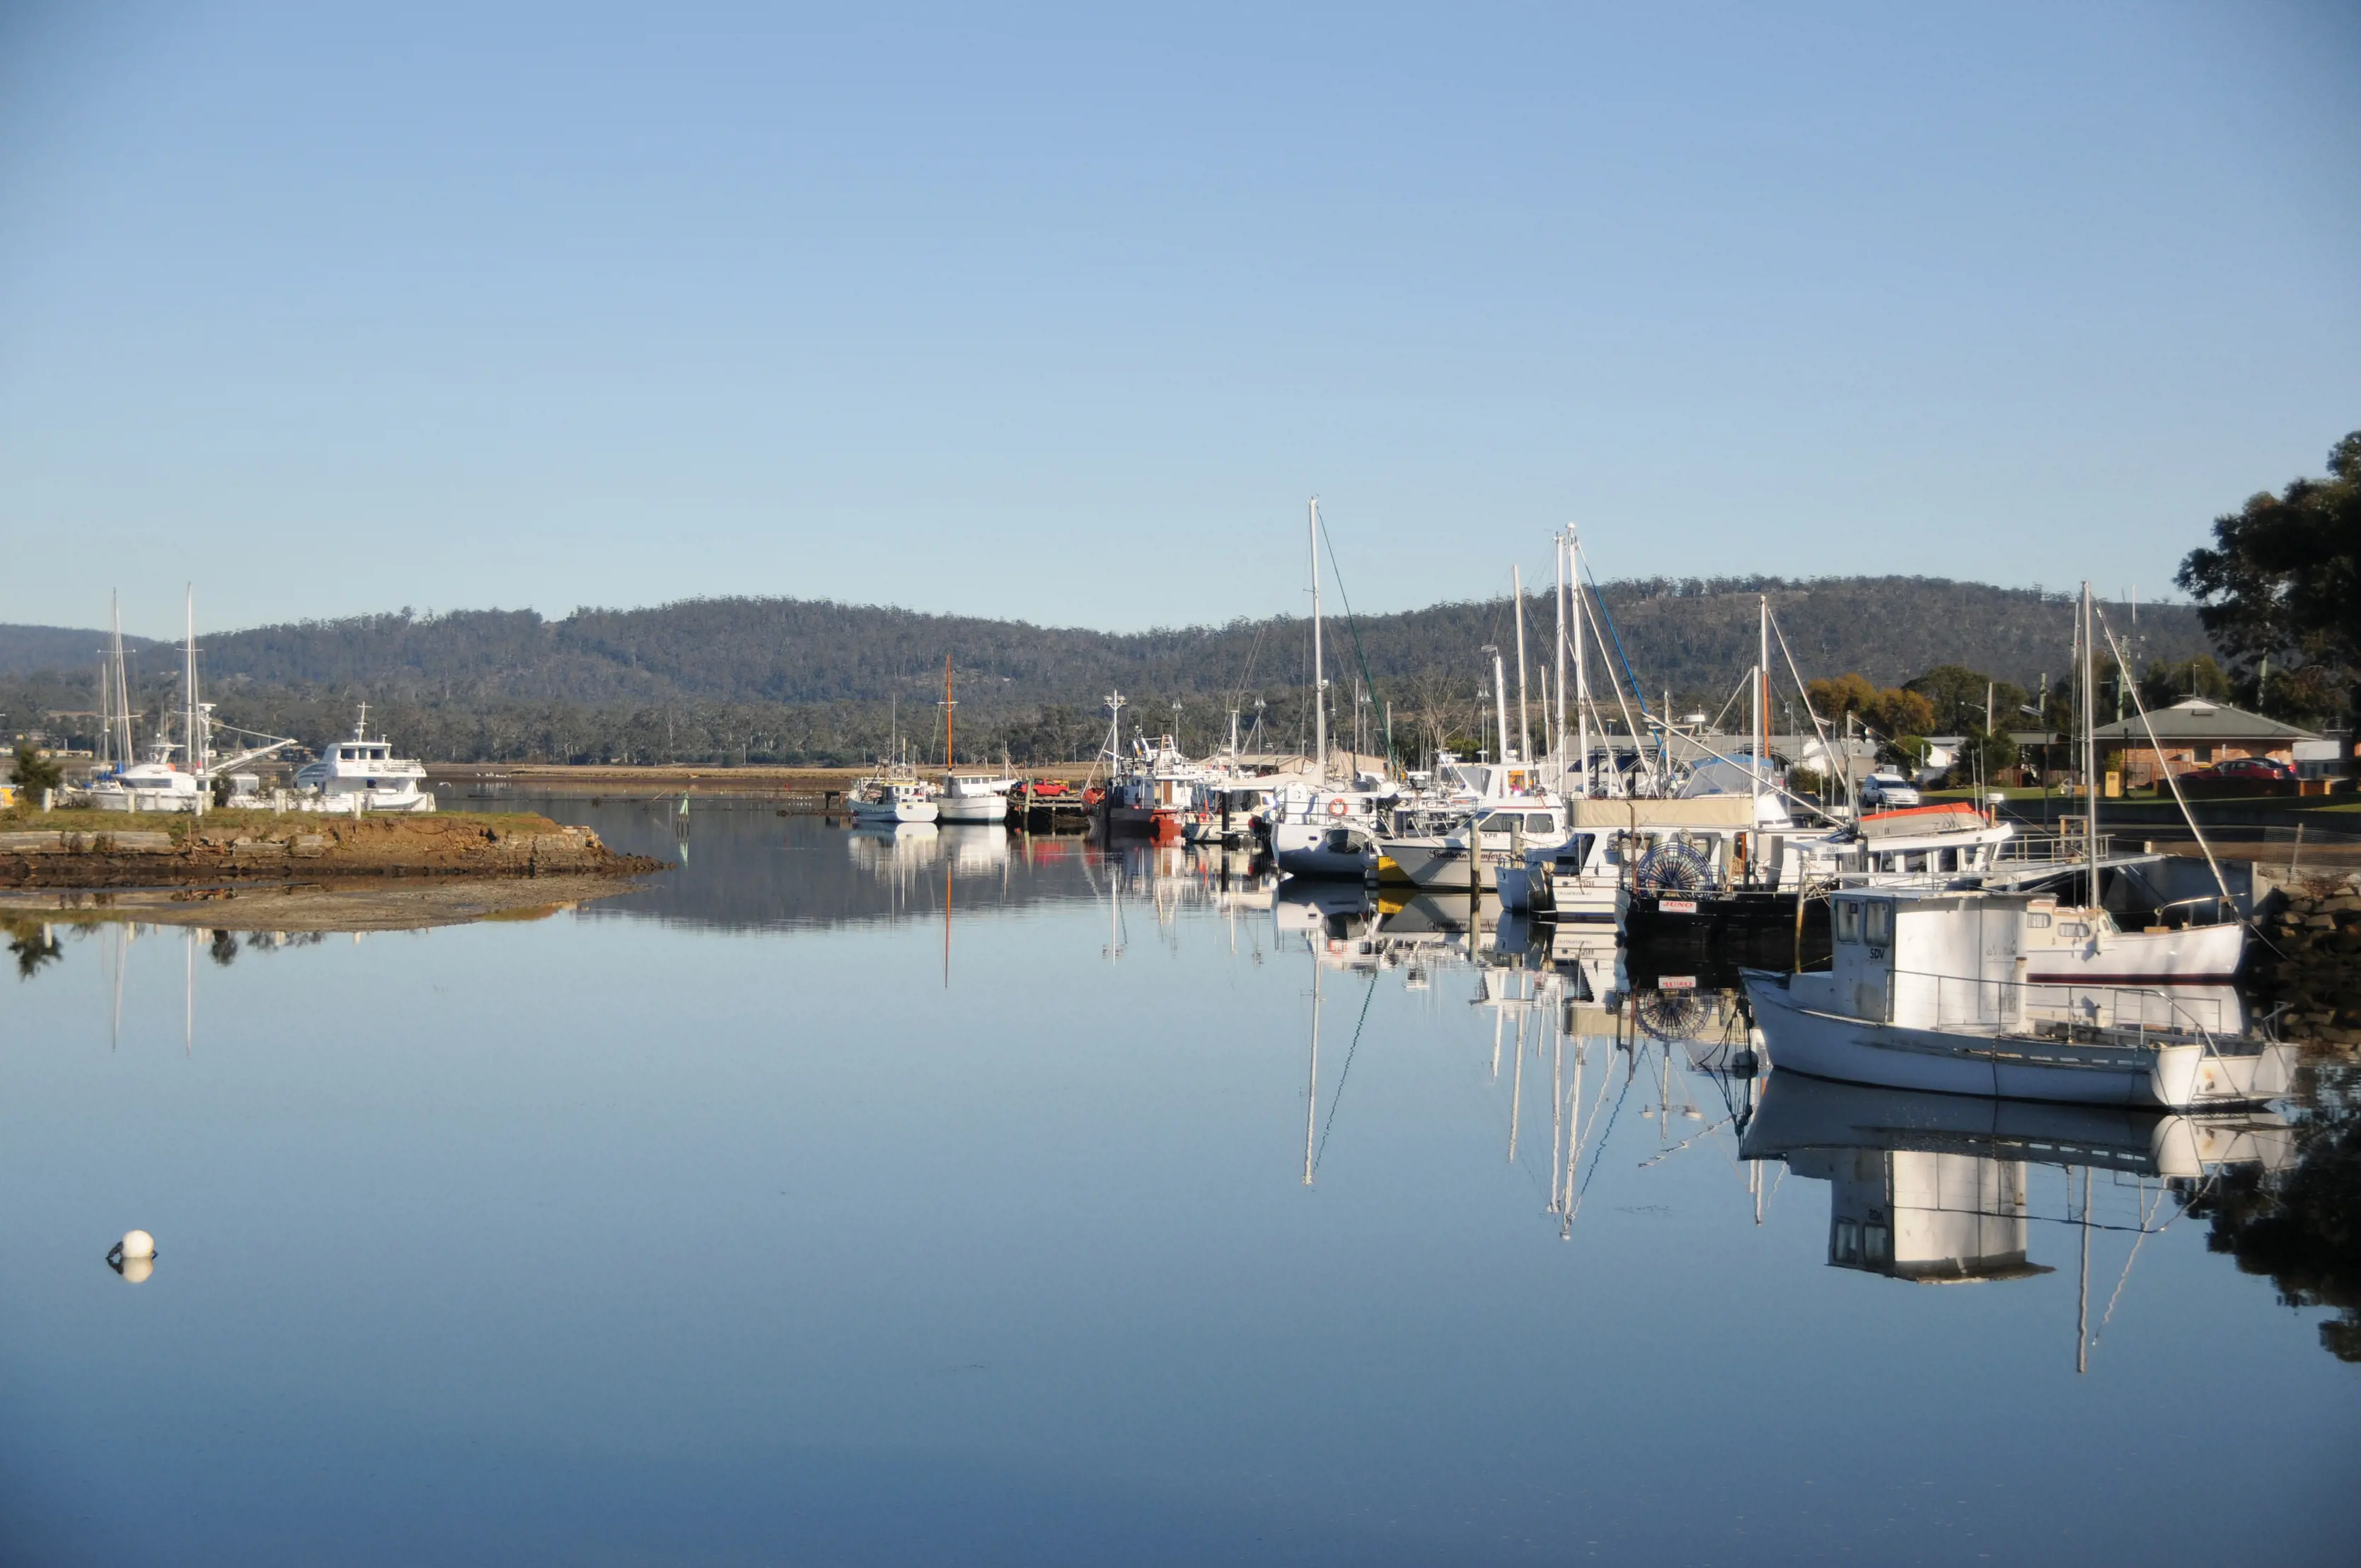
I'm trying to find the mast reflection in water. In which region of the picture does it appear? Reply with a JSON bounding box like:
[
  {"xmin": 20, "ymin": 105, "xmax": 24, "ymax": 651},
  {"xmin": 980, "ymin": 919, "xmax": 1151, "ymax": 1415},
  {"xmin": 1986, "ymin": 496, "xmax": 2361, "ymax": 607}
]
[{"xmin": 4, "ymin": 808, "xmax": 2353, "ymax": 1566}]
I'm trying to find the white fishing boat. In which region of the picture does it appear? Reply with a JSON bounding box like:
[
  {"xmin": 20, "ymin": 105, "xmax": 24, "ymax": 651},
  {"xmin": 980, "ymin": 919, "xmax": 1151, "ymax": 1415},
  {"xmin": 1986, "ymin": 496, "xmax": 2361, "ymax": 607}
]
[
  {"xmin": 848, "ymin": 773, "xmax": 940, "ymax": 825},
  {"xmin": 1378, "ymin": 797, "xmax": 1571, "ymax": 893},
  {"xmin": 1742, "ymin": 887, "xmax": 2290, "ymax": 1109},
  {"xmin": 1098, "ymin": 722, "xmax": 1207, "ymax": 840},
  {"xmin": 931, "ymin": 659, "xmax": 1013, "ymax": 824},
  {"xmin": 937, "ymin": 774, "xmax": 1015, "ymax": 825},
  {"xmin": 1269, "ymin": 778, "xmax": 1395, "ymax": 876},
  {"xmin": 294, "ymin": 706, "xmax": 437, "ymax": 813},
  {"xmin": 1182, "ymin": 776, "xmax": 1281, "ymax": 844}
]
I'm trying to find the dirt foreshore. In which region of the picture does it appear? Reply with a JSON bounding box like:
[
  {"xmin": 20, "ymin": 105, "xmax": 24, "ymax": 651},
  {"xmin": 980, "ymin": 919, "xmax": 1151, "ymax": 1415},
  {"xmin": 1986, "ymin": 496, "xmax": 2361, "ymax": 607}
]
[
  {"xmin": 0, "ymin": 808, "xmax": 665, "ymax": 890},
  {"xmin": 0, "ymin": 875, "xmax": 647, "ymax": 933}
]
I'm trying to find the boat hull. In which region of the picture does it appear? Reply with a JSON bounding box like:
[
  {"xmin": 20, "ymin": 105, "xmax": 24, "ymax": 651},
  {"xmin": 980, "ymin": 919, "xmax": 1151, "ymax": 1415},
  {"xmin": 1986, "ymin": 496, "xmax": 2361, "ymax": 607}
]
[
  {"xmin": 851, "ymin": 800, "xmax": 940, "ymax": 825},
  {"xmin": 1742, "ymin": 971, "xmax": 2293, "ymax": 1110},
  {"xmin": 1379, "ymin": 838, "xmax": 1503, "ymax": 892},
  {"xmin": 2023, "ymin": 921, "xmax": 2244, "ymax": 983},
  {"xmin": 935, "ymin": 794, "xmax": 1009, "ymax": 825}
]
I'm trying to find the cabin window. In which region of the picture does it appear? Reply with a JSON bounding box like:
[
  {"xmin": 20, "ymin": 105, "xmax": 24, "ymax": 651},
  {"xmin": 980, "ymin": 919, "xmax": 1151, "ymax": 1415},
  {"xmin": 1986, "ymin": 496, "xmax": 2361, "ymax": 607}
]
[
  {"xmin": 1835, "ymin": 901, "xmax": 1861, "ymax": 944},
  {"xmin": 2026, "ymin": 912, "xmax": 2051, "ymax": 930},
  {"xmin": 1865, "ymin": 901, "xmax": 1894, "ymax": 945},
  {"xmin": 1833, "ymin": 1220, "xmax": 1861, "ymax": 1264},
  {"xmin": 1864, "ymin": 1225, "xmax": 1890, "ymax": 1265}
]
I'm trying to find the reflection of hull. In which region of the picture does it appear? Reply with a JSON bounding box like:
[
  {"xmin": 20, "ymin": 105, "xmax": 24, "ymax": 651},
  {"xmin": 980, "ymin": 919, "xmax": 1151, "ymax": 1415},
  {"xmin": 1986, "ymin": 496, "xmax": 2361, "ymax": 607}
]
[
  {"xmin": 1743, "ymin": 970, "xmax": 2295, "ymax": 1109},
  {"xmin": 845, "ymin": 823, "xmax": 942, "ymax": 870},
  {"xmin": 941, "ymin": 824, "xmax": 1011, "ymax": 870},
  {"xmin": 1740, "ymin": 1069, "xmax": 2294, "ymax": 1180}
]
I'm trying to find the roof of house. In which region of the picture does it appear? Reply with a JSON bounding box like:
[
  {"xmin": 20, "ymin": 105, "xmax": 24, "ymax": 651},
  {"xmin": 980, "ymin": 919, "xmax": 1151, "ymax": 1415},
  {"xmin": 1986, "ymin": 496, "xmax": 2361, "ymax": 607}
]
[{"xmin": 2089, "ymin": 698, "xmax": 2319, "ymax": 744}]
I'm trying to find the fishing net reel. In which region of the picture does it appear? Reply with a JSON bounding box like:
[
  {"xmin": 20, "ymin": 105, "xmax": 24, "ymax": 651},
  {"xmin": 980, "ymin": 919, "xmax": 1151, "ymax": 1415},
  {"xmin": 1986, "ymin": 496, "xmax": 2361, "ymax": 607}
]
[{"xmin": 1635, "ymin": 838, "xmax": 1714, "ymax": 896}]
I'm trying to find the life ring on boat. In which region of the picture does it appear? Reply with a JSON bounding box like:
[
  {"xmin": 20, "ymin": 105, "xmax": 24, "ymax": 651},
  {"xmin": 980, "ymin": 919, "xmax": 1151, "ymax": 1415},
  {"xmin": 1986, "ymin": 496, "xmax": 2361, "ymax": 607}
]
[{"xmin": 1327, "ymin": 798, "xmax": 1349, "ymax": 817}]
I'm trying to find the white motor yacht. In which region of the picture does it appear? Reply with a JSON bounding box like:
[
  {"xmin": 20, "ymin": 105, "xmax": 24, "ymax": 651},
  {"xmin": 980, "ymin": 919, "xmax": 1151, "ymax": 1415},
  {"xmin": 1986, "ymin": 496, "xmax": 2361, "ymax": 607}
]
[
  {"xmin": 293, "ymin": 708, "xmax": 436, "ymax": 813},
  {"xmin": 83, "ymin": 750, "xmax": 204, "ymax": 813},
  {"xmin": 1269, "ymin": 774, "xmax": 1395, "ymax": 877}
]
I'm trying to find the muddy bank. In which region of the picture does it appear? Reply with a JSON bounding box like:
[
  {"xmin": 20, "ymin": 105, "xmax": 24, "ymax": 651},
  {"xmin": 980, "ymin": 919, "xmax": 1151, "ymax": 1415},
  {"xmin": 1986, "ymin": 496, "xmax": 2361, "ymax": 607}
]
[
  {"xmin": 0, "ymin": 809, "xmax": 665, "ymax": 889},
  {"xmin": 0, "ymin": 875, "xmax": 647, "ymax": 933}
]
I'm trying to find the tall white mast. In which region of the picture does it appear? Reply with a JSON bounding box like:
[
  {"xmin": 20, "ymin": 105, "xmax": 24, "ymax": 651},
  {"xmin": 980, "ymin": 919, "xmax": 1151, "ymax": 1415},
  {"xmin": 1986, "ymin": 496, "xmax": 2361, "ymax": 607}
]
[
  {"xmin": 1571, "ymin": 532, "xmax": 1591, "ymax": 797},
  {"xmin": 1553, "ymin": 533, "xmax": 1567, "ymax": 776},
  {"xmin": 1512, "ymin": 567, "xmax": 1530, "ymax": 765},
  {"xmin": 2082, "ymin": 582, "xmax": 2099, "ymax": 906},
  {"xmin": 183, "ymin": 585, "xmax": 199, "ymax": 777},
  {"xmin": 96, "ymin": 650, "xmax": 110, "ymax": 771},
  {"xmin": 1753, "ymin": 594, "xmax": 1768, "ymax": 810},
  {"xmin": 109, "ymin": 592, "xmax": 132, "ymax": 768},
  {"xmin": 1308, "ymin": 498, "xmax": 1330, "ymax": 780},
  {"xmin": 1487, "ymin": 645, "xmax": 1511, "ymax": 769}
]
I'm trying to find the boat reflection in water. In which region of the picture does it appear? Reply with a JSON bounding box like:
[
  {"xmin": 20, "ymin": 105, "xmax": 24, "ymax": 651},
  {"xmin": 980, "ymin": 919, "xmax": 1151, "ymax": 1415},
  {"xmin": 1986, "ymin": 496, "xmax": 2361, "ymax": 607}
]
[{"xmin": 1741, "ymin": 1069, "xmax": 2292, "ymax": 1365}]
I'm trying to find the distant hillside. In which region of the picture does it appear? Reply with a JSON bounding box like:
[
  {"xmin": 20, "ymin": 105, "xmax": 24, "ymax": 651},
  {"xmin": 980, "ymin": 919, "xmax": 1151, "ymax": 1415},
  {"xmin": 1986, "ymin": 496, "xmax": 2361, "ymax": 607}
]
[
  {"xmin": 1, "ymin": 577, "xmax": 2217, "ymax": 764},
  {"xmin": 11, "ymin": 577, "xmax": 2212, "ymax": 704},
  {"xmin": 0, "ymin": 623, "xmax": 161, "ymax": 679}
]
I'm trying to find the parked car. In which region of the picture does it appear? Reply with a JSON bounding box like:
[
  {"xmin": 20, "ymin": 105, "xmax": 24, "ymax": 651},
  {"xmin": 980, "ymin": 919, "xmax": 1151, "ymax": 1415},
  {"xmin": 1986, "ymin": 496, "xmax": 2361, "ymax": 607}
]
[
  {"xmin": 1860, "ymin": 772, "xmax": 1921, "ymax": 809},
  {"xmin": 2179, "ymin": 756, "xmax": 2294, "ymax": 784}
]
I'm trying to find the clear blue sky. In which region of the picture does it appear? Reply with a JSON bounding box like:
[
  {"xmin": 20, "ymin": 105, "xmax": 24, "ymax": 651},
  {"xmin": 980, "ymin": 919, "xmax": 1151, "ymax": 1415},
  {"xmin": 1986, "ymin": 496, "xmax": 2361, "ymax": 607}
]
[{"xmin": 3, "ymin": 1, "xmax": 2355, "ymax": 640}]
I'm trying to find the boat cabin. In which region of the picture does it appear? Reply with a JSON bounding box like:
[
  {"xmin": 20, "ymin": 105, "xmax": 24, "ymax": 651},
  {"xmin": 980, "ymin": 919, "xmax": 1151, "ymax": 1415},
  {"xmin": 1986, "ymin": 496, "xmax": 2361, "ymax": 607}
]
[{"xmin": 1827, "ymin": 889, "xmax": 2044, "ymax": 1028}]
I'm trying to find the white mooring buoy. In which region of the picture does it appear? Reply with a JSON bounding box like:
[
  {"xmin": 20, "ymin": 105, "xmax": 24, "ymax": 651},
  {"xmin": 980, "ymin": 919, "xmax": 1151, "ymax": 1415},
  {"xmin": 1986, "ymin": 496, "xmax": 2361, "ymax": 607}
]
[{"xmin": 108, "ymin": 1229, "xmax": 157, "ymax": 1281}]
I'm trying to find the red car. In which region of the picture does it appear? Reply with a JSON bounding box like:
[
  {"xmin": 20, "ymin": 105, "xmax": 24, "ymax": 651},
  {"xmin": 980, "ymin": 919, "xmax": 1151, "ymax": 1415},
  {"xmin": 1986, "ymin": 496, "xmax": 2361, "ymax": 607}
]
[{"xmin": 2179, "ymin": 756, "xmax": 2294, "ymax": 783}]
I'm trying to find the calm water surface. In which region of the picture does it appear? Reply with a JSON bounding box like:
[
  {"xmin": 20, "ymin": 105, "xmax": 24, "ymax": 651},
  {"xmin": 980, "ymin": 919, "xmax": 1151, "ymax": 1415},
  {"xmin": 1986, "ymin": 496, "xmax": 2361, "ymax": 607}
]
[{"xmin": 1, "ymin": 800, "xmax": 2353, "ymax": 1565}]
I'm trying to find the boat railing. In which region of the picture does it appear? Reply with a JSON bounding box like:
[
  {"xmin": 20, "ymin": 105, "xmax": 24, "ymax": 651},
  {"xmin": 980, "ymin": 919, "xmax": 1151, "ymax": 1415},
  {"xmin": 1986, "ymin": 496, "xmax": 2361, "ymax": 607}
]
[
  {"xmin": 1993, "ymin": 831, "xmax": 2122, "ymax": 866},
  {"xmin": 1891, "ymin": 967, "xmax": 2232, "ymax": 1044}
]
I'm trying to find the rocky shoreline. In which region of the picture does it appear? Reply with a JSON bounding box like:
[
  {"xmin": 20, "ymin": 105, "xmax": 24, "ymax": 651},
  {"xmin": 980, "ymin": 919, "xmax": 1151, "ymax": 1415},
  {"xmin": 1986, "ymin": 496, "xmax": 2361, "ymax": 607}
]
[
  {"xmin": 2258, "ymin": 871, "xmax": 2361, "ymax": 1049},
  {"xmin": 0, "ymin": 810, "xmax": 664, "ymax": 889}
]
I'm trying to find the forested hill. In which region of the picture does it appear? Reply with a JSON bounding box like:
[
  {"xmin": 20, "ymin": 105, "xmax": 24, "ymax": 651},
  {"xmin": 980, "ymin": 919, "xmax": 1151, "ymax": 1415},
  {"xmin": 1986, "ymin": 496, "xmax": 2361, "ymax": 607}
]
[
  {"xmin": 0, "ymin": 623, "xmax": 163, "ymax": 679},
  {"xmin": 1, "ymin": 577, "xmax": 2213, "ymax": 764},
  {"xmin": 1, "ymin": 577, "xmax": 2210, "ymax": 705}
]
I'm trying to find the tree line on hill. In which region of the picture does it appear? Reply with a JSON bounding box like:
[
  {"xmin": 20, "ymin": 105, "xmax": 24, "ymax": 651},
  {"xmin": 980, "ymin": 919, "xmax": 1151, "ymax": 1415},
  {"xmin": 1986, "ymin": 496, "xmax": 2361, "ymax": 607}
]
[
  {"xmin": 9, "ymin": 425, "xmax": 2357, "ymax": 773},
  {"xmin": 1, "ymin": 575, "xmax": 2226, "ymax": 767}
]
